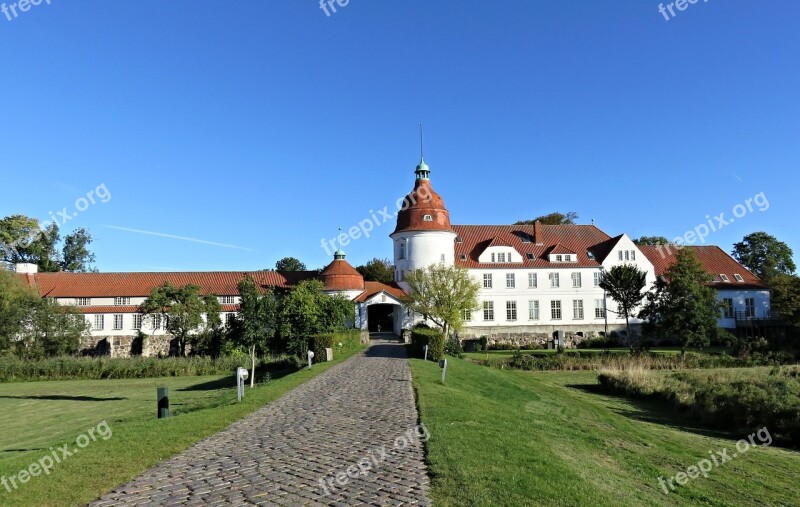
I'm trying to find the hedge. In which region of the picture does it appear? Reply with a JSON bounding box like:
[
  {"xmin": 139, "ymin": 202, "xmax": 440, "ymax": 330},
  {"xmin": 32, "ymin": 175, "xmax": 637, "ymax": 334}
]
[
  {"xmin": 411, "ymin": 328, "xmax": 445, "ymax": 362},
  {"xmin": 309, "ymin": 330, "xmax": 362, "ymax": 363}
]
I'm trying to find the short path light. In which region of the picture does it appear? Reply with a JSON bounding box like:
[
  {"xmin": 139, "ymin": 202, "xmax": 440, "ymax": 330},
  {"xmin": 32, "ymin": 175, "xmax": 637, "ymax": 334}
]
[
  {"xmin": 424, "ymin": 345, "xmax": 428, "ymax": 361},
  {"xmin": 439, "ymin": 358, "xmax": 447, "ymax": 384},
  {"xmin": 157, "ymin": 387, "xmax": 169, "ymax": 419},
  {"xmin": 307, "ymin": 350, "xmax": 315, "ymax": 369},
  {"xmin": 236, "ymin": 367, "xmax": 249, "ymax": 402}
]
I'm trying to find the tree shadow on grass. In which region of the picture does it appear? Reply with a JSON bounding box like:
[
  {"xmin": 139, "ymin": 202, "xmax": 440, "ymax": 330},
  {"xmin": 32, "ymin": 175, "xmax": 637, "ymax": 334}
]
[
  {"xmin": 566, "ymin": 383, "xmax": 733, "ymax": 441},
  {"xmin": 0, "ymin": 395, "xmax": 126, "ymax": 401},
  {"xmin": 177, "ymin": 364, "xmax": 298, "ymax": 392}
]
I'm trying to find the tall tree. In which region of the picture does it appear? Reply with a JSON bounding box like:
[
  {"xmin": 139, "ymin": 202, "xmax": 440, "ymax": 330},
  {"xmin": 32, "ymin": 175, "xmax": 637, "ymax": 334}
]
[
  {"xmin": 139, "ymin": 283, "xmax": 222, "ymax": 357},
  {"xmin": 770, "ymin": 274, "xmax": 800, "ymax": 326},
  {"xmin": 236, "ymin": 276, "xmax": 278, "ymax": 386},
  {"xmin": 275, "ymin": 257, "xmax": 307, "ymax": 272},
  {"xmin": 598, "ymin": 264, "xmax": 648, "ymax": 347},
  {"xmin": 0, "ymin": 215, "xmax": 61, "ymax": 272},
  {"xmin": 61, "ymin": 228, "xmax": 96, "ymax": 272},
  {"xmin": 16, "ymin": 299, "xmax": 89, "ymax": 359},
  {"xmin": 515, "ymin": 212, "xmax": 578, "ymax": 226},
  {"xmin": 634, "ymin": 236, "xmax": 670, "ymax": 246},
  {"xmin": 403, "ymin": 264, "xmax": 480, "ymax": 338},
  {"xmin": 639, "ymin": 249, "xmax": 722, "ymax": 350},
  {"xmin": 732, "ymin": 232, "xmax": 795, "ymax": 282},
  {"xmin": 0, "ymin": 269, "xmax": 40, "ymax": 354},
  {"xmin": 356, "ymin": 258, "xmax": 394, "ymax": 283}
]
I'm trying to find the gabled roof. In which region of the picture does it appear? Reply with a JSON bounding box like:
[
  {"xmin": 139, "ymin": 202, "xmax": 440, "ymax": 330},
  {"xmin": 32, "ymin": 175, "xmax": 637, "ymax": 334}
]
[
  {"xmin": 546, "ymin": 243, "xmax": 577, "ymax": 256},
  {"xmin": 639, "ymin": 245, "xmax": 768, "ymax": 290},
  {"xmin": 21, "ymin": 271, "xmax": 318, "ymax": 298},
  {"xmin": 453, "ymin": 224, "xmax": 612, "ymax": 268},
  {"xmin": 588, "ymin": 234, "xmax": 625, "ymax": 263},
  {"xmin": 355, "ymin": 281, "xmax": 407, "ymax": 303}
]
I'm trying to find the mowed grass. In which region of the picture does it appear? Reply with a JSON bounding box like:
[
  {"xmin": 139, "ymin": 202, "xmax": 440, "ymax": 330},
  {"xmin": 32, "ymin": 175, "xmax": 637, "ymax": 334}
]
[
  {"xmin": 0, "ymin": 346, "xmax": 364, "ymax": 507},
  {"xmin": 410, "ymin": 357, "xmax": 800, "ymax": 506}
]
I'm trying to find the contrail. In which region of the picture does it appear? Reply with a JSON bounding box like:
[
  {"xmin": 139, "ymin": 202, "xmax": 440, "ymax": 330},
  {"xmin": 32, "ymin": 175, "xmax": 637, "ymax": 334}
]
[{"xmin": 101, "ymin": 225, "xmax": 257, "ymax": 251}]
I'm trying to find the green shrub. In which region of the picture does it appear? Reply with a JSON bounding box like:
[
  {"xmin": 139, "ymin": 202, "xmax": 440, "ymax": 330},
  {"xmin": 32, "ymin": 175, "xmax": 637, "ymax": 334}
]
[
  {"xmin": 462, "ymin": 339, "xmax": 483, "ymax": 352},
  {"xmin": 308, "ymin": 330, "xmax": 361, "ymax": 363},
  {"xmin": 577, "ymin": 336, "xmax": 621, "ymax": 349},
  {"xmin": 411, "ymin": 328, "xmax": 445, "ymax": 362},
  {"xmin": 444, "ymin": 338, "xmax": 464, "ymax": 358},
  {"xmin": 490, "ymin": 342, "xmax": 521, "ymax": 351}
]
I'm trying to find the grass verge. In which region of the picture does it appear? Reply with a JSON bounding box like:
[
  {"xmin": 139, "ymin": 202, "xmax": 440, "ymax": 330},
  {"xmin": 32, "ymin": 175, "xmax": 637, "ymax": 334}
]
[
  {"xmin": 410, "ymin": 355, "xmax": 800, "ymax": 506},
  {"xmin": 0, "ymin": 345, "xmax": 364, "ymax": 507}
]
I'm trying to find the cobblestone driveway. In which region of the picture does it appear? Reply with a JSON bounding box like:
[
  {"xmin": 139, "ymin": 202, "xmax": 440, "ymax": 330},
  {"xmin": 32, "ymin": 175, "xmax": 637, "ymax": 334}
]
[{"xmin": 90, "ymin": 338, "xmax": 430, "ymax": 506}]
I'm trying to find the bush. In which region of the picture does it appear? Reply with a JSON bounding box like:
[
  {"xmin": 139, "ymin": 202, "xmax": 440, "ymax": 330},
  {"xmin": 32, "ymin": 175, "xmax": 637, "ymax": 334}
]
[
  {"xmin": 309, "ymin": 330, "xmax": 361, "ymax": 363},
  {"xmin": 411, "ymin": 328, "xmax": 445, "ymax": 362},
  {"xmin": 490, "ymin": 342, "xmax": 521, "ymax": 351},
  {"xmin": 577, "ymin": 336, "xmax": 621, "ymax": 349},
  {"xmin": 444, "ymin": 338, "xmax": 464, "ymax": 358},
  {"xmin": 462, "ymin": 339, "xmax": 483, "ymax": 352}
]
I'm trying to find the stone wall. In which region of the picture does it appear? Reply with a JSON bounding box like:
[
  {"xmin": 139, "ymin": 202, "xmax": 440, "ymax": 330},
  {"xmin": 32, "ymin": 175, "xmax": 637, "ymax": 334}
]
[
  {"xmin": 459, "ymin": 324, "xmax": 636, "ymax": 348},
  {"xmin": 80, "ymin": 334, "xmax": 179, "ymax": 358}
]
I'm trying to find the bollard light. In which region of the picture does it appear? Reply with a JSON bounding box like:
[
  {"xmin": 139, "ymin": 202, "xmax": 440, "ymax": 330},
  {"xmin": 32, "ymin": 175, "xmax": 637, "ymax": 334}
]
[
  {"xmin": 307, "ymin": 350, "xmax": 315, "ymax": 369},
  {"xmin": 236, "ymin": 367, "xmax": 249, "ymax": 402},
  {"xmin": 439, "ymin": 358, "xmax": 447, "ymax": 383},
  {"xmin": 424, "ymin": 344, "xmax": 428, "ymax": 361},
  {"xmin": 157, "ymin": 387, "xmax": 169, "ymax": 418}
]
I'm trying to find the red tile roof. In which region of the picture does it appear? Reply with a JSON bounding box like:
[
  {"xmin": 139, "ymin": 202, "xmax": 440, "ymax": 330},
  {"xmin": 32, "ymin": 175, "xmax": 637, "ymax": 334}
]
[
  {"xmin": 393, "ymin": 179, "xmax": 454, "ymax": 234},
  {"xmin": 547, "ymin": 243, "xmax": 577, "ymax": 255},
  {"xmin": 319, "ymin": 259, "xmax": 365, "ymax": 291},
  {"xmin": 453, "ymin": 224, "xmax": 612, "ymax": 268},
  {"xmin": 355, "ymin": 281, "xmax": 407, "ymax": 303},
  {"xmin": 71, "ymin": 304, "xmax": 241, "ymax": 314},
  {"xmin": 23, "ymin": 271, "xmax": 317, "ymax": 298},
  {"xmin": 639, "ymin": 245, "xmax": 767, "ymax": 290}
]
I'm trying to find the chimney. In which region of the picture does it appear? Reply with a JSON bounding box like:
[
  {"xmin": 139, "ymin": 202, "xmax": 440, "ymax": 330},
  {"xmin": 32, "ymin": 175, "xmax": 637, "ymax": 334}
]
[
  {"xmin": 533, "ymin": 220, "xmax": 541, "ymax": 243},
  {"xmin": 15, "ymin": 263, "xmax": 38, "ymax": 274}
]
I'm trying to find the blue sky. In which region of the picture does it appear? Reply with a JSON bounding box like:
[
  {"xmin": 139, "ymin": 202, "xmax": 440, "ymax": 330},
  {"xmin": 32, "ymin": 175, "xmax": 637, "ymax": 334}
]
[{"xmin": 1, "ymin": 0, "xmax": 798, "ymax": 272}]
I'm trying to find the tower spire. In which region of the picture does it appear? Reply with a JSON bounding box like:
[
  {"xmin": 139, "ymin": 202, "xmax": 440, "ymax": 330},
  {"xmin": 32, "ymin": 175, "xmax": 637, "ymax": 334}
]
[{"xmin": 415, "ymin": 123, "xmax": 430, "ymax": 180}]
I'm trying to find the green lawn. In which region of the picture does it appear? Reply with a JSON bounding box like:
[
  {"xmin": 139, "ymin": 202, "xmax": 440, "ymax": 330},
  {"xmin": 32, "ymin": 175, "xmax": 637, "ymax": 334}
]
[
  {"xmin": 0, "ymin": 346, "xmax": 363, "ymax": 507},
  {"xmin": 411, "ymin": 356, "xmax": 800, "ymax": 506}
]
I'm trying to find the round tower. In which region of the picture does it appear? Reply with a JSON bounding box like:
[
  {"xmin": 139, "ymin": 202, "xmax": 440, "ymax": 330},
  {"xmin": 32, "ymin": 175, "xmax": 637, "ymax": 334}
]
[
  {"xmin": 319, "ymin": 249, "xmax": 365, "ymax": 300},
  {"xmin": 390, "ymin": 158, "xmax": 457, "ymax": 289}
]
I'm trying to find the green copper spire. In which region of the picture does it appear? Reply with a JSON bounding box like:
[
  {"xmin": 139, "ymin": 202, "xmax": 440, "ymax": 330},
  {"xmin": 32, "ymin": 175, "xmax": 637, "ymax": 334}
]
[
  {"xmin": 415, "ymin": 123, "xmax": 430, "ymax": 180},
  {"xmin": 334, "ymin": 249, "xmax": 346, "ymax": 260}
]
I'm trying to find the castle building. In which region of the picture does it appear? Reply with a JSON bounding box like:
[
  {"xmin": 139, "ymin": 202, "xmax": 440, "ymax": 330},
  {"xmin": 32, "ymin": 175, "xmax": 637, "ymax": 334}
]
[{"xmin": 14, "ymin": 155, "xmax": 771, "ymax": 355}]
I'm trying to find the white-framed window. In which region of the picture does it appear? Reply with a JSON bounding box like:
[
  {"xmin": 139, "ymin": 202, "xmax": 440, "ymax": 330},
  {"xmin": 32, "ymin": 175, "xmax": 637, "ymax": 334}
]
[
  {"xmin": 549, "ymin": 272, "xmax": 559, "ymax": 288},
  {"xmin": 113, "ymin": 314, "xmax": 123, "ymax": 330},
  {"xmin": 624, "ymin": 251, "xmax": 630, "ymax": 261},
  {"xmin": 571, "ymin": 272, "xmax": 581, "ymax": 288},
  {"xmin": 594, "ymin": 272, "xmax": 602, "ymax": 287},
  {"xmin": 483, "ymin": 273, "xmax": 493, "ymax": 288},
  {"xmin": 483, "ymin": 301, "xmax": 494, "ymax": 321},
  {"xmin": 441, "ymin": 254, "xmax": 446, "ymax": 263},
  {"xmin": 152, "ymin": 314, "xmax": 162, "ymax": 330},
  {"xmin": 551, "ymin": 300, "xmax": 562, "ymax": 320},
  {"xmin": 423, "ymin": 214, "xmax": 433, "ymax": 222},
  {"xmin": 722, "ymin": 298, "xmax": 734, "ymax": 319},
  {"xmin": 528, "ymin": 300, "xmax": 540, "ymax": 320},
  {"xmin": 225, "ymin": 313, "xmax": 236, "ymax": 326},
  {"xmin": 720, "ymin": 274, "xmax": 730, "ymax": 282},
  {"xmin": 506, "ymin": 273, "xmax": 515, "ymax": 288},
  {"xmin": 76, "ymin": 298, "xmax": 91, "ymax": 306},
  {"xmin": 219, "ymin": 296, "xmax": 236, "ymax": 304},
  {"xmin": 564, "ymin": 255, "xmax": 571, "ymax": 262},
  {"xmin": 573, "ymin": 300, "xmax": 584, "ymax": 320},
  {"xmin": 734, "ymin": 274, "xmax": 745, "ymax": 282},
  {"xmin": 631, "ymin": 251, "xmax": 636, "ymax": 261},
  {"xmin": 93, "ymin": 315, "xmax": 104, "ymax": 331},
  {"xmin": 618, "ymin": 251, "xmax": 623, "ymax": 261},
  {"xmin": 498, "ymin": 252, "xmax": 506, "ymax": 263},
  {"xmin": 462, "ymin": 308, "xmax": 472, "ymax": 321},
  {"xmin": 491, "ymin": 253, "xmax": 496, "ymax": 262},
  {"xmin": 399, "ymin": 243, "xmax": 405, "ymax": 260},
  {"xmin": 132, "ymin": 314, "xmax": 143, "ymax": 330},
  {"xmin": 556, "ymin": 254, "xmax": 562, "ymax": 262},
  {"xmin": 506, "ymin": 301, "xmax": 517, "ymax": 321},
  {"xmin": 745, "ymin": 298, "xmax": 755, "ymax": 318},
  {"xmin": 114, "ymin": 297, "xmax": 131, "ymax": 306},
  {"xmin": 528, "ymin": 272, "xmax": 537, "ymax": 288},
  {"xmin": 594, "ymin": 299, "xmax": 605, "ymax": 319}
]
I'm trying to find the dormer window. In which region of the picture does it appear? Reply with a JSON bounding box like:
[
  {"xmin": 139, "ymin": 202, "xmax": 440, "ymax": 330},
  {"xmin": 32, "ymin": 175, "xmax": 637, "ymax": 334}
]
[
  {"xmin": 498, "ymin": 253, "xmax": 506, "ymax": 263},
  {"xmin": 564, "ymin": 255, "xmax": 571, "ymax": 262},
  {"xmin": 423, "ymin": 214, "xmax": 433, "ymax": 222},
  {"xmin": 459, "ymin": 254, "xmax": 467, "ymax": 261},
  {"xmin": 556, "ymin": 255, "xmax": 562, "ymax": 262},
  {"xmin": 526, "ymin": 253, "xmax": 535, "ymax": 260},
  {"xmin": 719, "ymin": 274, "xmax": 730, "ymax": 282},
  {"xmin": 456, "ymin": 236, "xmax": 463, "ymax": 243},
  {"xmin": 734, "ymin": 274, "xmax": 745, "ymax": 282}
]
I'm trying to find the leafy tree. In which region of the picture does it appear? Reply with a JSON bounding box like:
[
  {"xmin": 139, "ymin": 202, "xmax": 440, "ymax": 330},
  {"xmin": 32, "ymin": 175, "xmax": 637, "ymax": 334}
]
[
  {"xmin": 639, "ymin": 249, "xmax": 722, "ymax": 350},
  {"xmin": 403, "ymin": 264, "xmax": 480, "ymax": 338},
  {"xmin": 356, "ymin": 258, "xmax": 394, "ymax": 283},
  {"xmin": 275, "ymin": 257, "xmax": 307, "ymax": 272},
  {"xmin": 598, "ymin": 265, "xmax": 647, "ymax": 347},
  {"xmin": 0, "ymin": 215, "xmax": 61, "ymax": 272},
  {"xmin": 139, "ymin": 283, "xmax": 223, "ymax": 357},
  {"xmin": 276, "ymin": 280, "xmax": 354, "ymax": 357},
  {"xmin": 16, "ymin": 299, "xmax": 89, "ymax": 359},
  {"xmin": 61, "ymin": 228, "xmax": 96, "ymax": 272},
  {"xmin": 515, "ymin": 212, "xmax": 578, "ymax": 226},
  {"xmin": 235, "ymin": 276, "xmax": 278, "ymax": 386},
  {"xmin": 634, "ymin": 236, "xmax": 670, "ymax": 246},
  {"xmin": 732, "ymin": 232, "xmax": 796, "ymax": 282},
  {"xmin": 0, "ymin": 269, "xmax": 40, "ymax": 354},
  {"xmin": 770, "ymin": 274, "xmax": 800, "ymax": 326}
]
